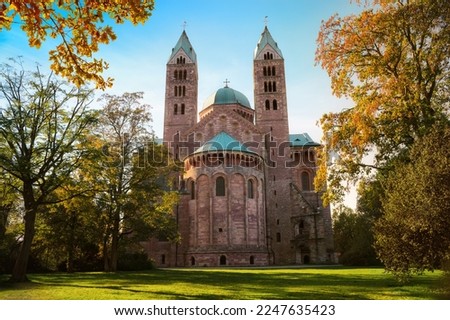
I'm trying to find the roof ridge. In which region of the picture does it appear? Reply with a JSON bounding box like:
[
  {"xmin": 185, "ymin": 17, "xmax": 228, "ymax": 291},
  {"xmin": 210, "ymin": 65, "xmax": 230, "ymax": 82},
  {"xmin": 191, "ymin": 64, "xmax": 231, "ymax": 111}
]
[
  {"xmin": 254, "ymin": 26, "xmax": 283, "ymax": 59},
  {"xmin": 193, "ymin": 131, "xmax": 257, "ymax": 155},
  {"xmin": 168, "ymin": 30, "xmax": 197, "ymax": 63}
]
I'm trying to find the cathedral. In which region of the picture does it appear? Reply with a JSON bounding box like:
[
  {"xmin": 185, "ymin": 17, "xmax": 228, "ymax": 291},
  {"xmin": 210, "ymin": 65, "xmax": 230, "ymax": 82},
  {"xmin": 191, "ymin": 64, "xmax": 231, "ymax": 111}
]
[{"xmin": 142, "ymin": 26, "xmax": 335, "ymax": 267}]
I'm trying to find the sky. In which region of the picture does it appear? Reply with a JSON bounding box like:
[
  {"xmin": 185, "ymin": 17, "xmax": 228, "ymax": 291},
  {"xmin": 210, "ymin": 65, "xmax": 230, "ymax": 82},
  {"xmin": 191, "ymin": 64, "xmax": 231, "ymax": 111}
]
[{"xmin": 0, "ymin": 0, "xmax": 362, "ymax": 206}]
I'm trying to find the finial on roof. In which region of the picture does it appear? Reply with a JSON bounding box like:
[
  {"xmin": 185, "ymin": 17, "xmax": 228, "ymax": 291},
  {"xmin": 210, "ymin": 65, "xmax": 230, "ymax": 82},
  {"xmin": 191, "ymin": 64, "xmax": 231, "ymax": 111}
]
[
  {"xmin": 223, "ymin": 78, "xmax": 230, "ymax": 87},
  {"xmin": 264, "ymin": 16, "xmax": 269, "ymax": 27},
  {"xmin": 182, "ymin": 21, "xmax": 187, "ymax": 31}
]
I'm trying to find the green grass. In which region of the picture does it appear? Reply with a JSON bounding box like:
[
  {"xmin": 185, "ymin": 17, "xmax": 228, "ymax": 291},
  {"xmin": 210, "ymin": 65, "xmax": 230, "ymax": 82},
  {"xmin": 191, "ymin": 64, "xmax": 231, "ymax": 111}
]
[{"xmin": 0, "ymin": 267, "xmax": 448, "ymax": 300}]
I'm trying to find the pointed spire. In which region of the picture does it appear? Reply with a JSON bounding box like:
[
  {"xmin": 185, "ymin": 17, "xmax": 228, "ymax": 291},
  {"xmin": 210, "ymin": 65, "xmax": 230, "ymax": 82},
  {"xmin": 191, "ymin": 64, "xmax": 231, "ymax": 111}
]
[
  {"xmin": 169, "ymin": 30, "xmax": 197, "ymax": 63},
  {"xmin": 254, "ymin": 26, "xmax": 283, "ymax": 59}
]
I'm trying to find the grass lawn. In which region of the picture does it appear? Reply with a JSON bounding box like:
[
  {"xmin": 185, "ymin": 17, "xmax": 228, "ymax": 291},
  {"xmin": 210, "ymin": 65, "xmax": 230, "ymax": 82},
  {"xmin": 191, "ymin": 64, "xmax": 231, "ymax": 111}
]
[{"xmin": 0, "ymin": 267, "xmax": 448, "ymax": 300}]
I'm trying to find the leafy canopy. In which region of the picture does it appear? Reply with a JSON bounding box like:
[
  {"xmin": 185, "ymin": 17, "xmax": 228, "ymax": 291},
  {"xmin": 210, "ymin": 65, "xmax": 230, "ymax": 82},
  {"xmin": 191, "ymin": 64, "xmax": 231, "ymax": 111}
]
[
  {"xmin": 315, "ymin": 0, "xmax": 450, "ymax": 204},
  {"xmin": 374, "ymin": 124, "xmax": 450, "ymax": 281},
  {"xmin": 0, "ymin": 1, "xmax": 155, "ymax": 89}
]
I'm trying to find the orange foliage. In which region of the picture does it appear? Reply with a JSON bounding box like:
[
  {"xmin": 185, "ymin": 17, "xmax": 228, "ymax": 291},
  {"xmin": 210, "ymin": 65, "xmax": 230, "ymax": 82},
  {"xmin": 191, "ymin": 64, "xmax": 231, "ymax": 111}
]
[
  {"xmin": 315, "ymin": 0, "xmax": 450, "ymax": 204},
  {"xmin": 0, "ymin": 1, "xmax": 155, "ymax": 89}
]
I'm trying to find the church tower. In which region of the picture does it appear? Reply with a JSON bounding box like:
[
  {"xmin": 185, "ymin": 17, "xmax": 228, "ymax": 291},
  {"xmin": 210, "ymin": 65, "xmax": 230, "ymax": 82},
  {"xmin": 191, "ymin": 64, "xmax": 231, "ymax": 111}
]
[
  {"xmin": 163, "ymin": 30, "xmax": 198, "ymax": 157},
  {"xmin": 253, "ymin": 26, "xmax": 289, "ymax": 143},
  {"xmin": 254, "ymin": 26, "xmax": 294, "ymax": 264}
]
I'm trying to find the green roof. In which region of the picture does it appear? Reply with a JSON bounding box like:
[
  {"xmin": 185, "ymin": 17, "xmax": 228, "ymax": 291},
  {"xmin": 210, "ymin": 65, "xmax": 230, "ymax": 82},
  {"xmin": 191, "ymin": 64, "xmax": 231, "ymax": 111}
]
[
  {"xmin": 254, "ymin": 26, "xmax": 283, "ymax": 59},
  {"xmin": 289, "ymin": 133, "xmax": 321, "ymax": 147},
  {"xmin": 202, "ymin": 86, "xmax": 252, "ymax": 110},
  {"xmin": 193, "ymin": 131, "xmax": 256, "ymax": 155},
  {"xmin": 169, "ymin": 30, "xmax": 197, "ymax": 63}
]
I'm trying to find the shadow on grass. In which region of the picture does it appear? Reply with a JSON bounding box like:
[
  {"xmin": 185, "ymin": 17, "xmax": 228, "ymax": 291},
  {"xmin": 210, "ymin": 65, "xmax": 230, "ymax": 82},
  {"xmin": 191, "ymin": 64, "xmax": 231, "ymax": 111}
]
[{"xmin": 0, "ymin": 267, "xmax": 447, "ymax": 300}]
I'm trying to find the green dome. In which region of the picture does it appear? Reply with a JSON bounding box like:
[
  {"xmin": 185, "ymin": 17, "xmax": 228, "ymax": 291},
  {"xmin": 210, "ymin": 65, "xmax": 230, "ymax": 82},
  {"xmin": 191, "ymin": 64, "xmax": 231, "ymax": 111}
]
[{"xmin": 202, "ymin": 86, "xmax": 252, "ymax": 110}]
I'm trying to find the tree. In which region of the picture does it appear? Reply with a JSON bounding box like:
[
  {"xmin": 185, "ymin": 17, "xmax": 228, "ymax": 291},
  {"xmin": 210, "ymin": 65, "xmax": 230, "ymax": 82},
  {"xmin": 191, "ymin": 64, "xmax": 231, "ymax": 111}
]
[
  {"xmin": 0, "ymin": 60, "xmax": 97, "ymax": 282},
  {"xmin": 95, "ymin": 92, "xmax": 178, "ymax": 272},
  {"xmin": 31, "ymin": 183, "xmax": 103, "ymax": 273},
  {"xmin": 315, "ymin": 0, "xmax": 450, "ymax": 204},
  {"xmin": 0, "ymin": 1, "xmax": 155, "ymax": 89},
  {"xmin": 332, "ymin": 204, "xmax": 379, "ymax": 266},
  {"xmin": 374, "ymin": 124, "xmax": 450, "ymax": 281}
]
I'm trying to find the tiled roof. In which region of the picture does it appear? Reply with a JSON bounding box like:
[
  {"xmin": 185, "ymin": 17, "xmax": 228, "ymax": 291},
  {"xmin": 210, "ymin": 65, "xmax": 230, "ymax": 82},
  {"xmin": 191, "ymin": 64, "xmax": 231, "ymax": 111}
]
[
  {"xmin": 289, "ymin": 133, "xmax": 321, "ymax": 147},
  {"xmin": 169, "ymin": 30, "xmax": 197, "ymax": 63},
  {"xmin": 193, "ymin": 131, "xmax": 256, "ymax": 155},
  {"xmin": 202, "ymin": 86, "xmax": 252, "ymax": 110},
  {"xmin": 254, "ymin": 26, "xmax": 283, "ymax": 59}
]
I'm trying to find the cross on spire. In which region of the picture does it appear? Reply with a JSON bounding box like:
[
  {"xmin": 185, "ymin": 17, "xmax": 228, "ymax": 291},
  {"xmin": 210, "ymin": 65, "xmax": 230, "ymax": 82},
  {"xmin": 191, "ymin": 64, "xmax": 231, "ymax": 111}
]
[
  {"xmin": 223, "ymin": 78, "xmax": 230, "ymax": 87},
  {"xmin": 182, "ymin": 21, "xmax": 187, "ymax": 31}
]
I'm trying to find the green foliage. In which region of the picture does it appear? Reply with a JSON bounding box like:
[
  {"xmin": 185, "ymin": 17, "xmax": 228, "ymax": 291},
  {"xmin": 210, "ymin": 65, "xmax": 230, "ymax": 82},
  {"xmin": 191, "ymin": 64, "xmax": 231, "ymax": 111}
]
[
  {"xmin": 91, "ymin": 92, "xmax": 179, "ymax": 272},
  {"xmin": 0, "ymin": 59, "xmax": 98, "ymax": 281},
  {"xmin": 332, "ymin": 205, "xmax": 380, "ymax": 266},
  {"xmin": 374, "ymin": 124, "xmax": 450, "ymax": 281},
  {"xmin": 117, "ymin": 251, "xmax": 154, "ymax": 271}
]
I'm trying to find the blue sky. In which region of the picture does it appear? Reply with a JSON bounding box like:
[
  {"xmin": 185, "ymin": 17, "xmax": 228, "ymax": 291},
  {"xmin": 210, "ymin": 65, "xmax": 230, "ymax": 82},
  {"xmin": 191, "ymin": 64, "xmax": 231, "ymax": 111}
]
[
  {"xmin": 0, "ymin": 0, "xmax": 362, "ymax": 141},
  {"xmin": 0, "ymin": 0, "xmax": 362, "ymax": 205}
]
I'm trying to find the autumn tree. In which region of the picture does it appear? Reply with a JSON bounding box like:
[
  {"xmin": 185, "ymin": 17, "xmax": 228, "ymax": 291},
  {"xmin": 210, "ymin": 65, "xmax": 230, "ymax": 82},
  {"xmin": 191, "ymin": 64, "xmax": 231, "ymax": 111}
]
[
  {"xmin": 315, "ymin": 0, "xmax": 450, "ymax": 204},
  {"xmin": 0, "ymin": 1, "xmax": 155, "ymax": 89},
  {"xmin": 374, "ymin": 124, "xmax": 450, "ymax": 281},
  {"xmin": 0, "ymin": 60, "xmax": 97, "ymax": 282},
  {"xmin": 95, "ymin": 92, "xmax": 178, "ymax": 272}
]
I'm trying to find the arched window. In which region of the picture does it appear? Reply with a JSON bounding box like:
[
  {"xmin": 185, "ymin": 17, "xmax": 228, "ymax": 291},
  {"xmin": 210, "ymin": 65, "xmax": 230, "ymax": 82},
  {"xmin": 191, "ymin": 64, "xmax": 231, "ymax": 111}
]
[
  {"xmin": 182, "ymin": 86, "xmax": 186, "ymax": 96},
  {"xmin": 273, "ymin": 81, "xmax": 277, "ymax": 92},
  {"xmin": 216, "ymin": 177, "xmax": 225, "ymax": 196},
  {"xmin": 265, "ymin": 100, "xmax": 270, "ymax": 110},
  {"xmin": 268, "ymin": 66, "xmax": 272, "ymax": 76},
  {"xmin": 276, "ymin": 232, "xmax": 281, "ymax": 242},
  {"xmin": 301, "ymin": 172, "xmax": 311, "ymax": 191},
  {"xmin": 250, "ymin": 256, "xmax": 255, "ymax": 265},
  {"xmin": 174, "ymin": 104, "xmax": 178, "ymax": 115},
  {"xmin": 191, "ymin": 256, "xmax": 195, "ymax": 266},
  {"xmin": 272, "ymin": 66, "xmax": 276, "ymax": 76},
  {"xmin": 174, "ymin": 86, "xmax": 177, "ymax": 96},
  {"xmin": 174, "ymin": 70, "xmax": 178, "ymax": 79},
  {"xmin": 273, "ymin": 100, "xmax": 278, "ymax": 110},
  {"xmin": 268, "ymin": 82, "xmax": 272, "ymax": 92},
  {"xmin": 304, "ymin": 255, "xmax": 310, "ymax": 264},
  {"xmin": 181, "ymin": 104, "xmax": 185, "ymax": 115},
  {"xmin": 263, "ymin": 66, "xmax": 267, "ymax": 76},
  {"xmin": 219, "ymin": 255, "xmax": 227, "ymax": 265},
  {"xmin": 247, "ymin": 180, "xmax": 254, "ymax": 199},
  {"xmin": 183, "ymin": 70, "xmax": 187, "ymax": 79},
  {"xmin": 190, "ymin": 180, "xmax": 195, "ymax": 199},
  {"xmin": 264, "ymin": 82, "xmax": 268, "ymax": 92}
]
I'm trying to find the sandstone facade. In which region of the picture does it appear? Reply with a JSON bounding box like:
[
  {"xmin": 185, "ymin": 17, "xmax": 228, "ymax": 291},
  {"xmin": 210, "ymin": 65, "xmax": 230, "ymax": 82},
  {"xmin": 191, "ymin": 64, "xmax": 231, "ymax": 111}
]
[{"xmin": 142, "ymin": 27, "xmax": 335, "ymax": 267}]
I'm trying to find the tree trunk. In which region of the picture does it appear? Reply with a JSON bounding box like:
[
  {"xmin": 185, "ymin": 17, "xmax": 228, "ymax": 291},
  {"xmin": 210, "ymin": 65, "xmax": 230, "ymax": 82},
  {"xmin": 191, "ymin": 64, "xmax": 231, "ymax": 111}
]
[
  {"xmin": 0, "ymin": 205, "xmax": 10, "ymax": 240},
  {"xmin": 109, "ymin": 207, "xmax": 121, "ymax": 272},
  {"xmin": 10, "ymin": 183, "xmax": 37, "ymax": 282},
  {"xmin": 66, "ymin": 215, "xmax": 75, "ymax": 273},
  {"xmin": 103, "ymin": 224, "xmax": 111, "ymax": 271}
]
